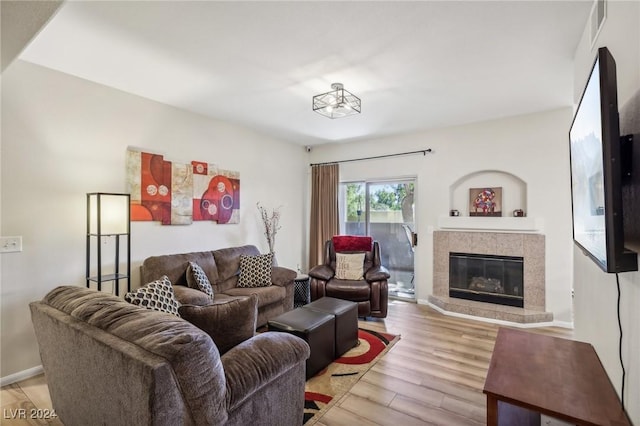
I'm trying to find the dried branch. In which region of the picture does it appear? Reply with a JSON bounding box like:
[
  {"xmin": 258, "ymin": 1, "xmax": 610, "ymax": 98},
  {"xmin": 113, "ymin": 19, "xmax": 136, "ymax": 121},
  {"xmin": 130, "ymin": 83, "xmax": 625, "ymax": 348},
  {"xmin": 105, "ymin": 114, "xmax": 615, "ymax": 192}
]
[{"xmin": 256, "ymin": 202, "xmax": 282, "ymax": 253}]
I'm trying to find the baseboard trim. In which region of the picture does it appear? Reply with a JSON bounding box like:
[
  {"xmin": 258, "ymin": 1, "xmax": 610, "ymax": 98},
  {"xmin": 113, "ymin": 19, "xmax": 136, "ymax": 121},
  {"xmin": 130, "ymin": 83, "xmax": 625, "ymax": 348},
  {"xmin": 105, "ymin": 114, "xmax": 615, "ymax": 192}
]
[
  {"xmin": 551, "ymin": 320, "xmax": 574, "ymax": 329},
  {"xmin": 0, "ymin": 365, "xmax": 43, "ymax": 387},
  {"xmin": 420, "ymin": 299, "xmax": 574, "ymax": 329}
]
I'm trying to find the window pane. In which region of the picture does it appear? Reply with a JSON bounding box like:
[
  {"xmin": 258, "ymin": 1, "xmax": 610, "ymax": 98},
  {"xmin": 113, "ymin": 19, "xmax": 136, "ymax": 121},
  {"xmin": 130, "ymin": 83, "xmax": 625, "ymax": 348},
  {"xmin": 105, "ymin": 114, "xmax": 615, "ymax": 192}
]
[{"xmin": 341, "ymin": 182, "xmax": 366, "ymax": 235}]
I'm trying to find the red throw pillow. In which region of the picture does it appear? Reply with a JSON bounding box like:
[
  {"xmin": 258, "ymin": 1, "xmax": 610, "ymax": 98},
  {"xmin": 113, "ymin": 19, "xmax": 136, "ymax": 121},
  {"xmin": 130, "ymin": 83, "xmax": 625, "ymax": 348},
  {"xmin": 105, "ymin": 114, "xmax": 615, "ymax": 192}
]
[{"xmin": 333, "ymin": 235, "xmax": 373, "ymax": 252}]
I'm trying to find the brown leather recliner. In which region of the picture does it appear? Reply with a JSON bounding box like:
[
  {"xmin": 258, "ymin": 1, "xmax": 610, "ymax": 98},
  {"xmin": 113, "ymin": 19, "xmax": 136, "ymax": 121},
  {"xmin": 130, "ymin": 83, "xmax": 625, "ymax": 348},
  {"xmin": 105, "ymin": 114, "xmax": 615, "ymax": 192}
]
[{"xmin": 308, "ymin": 239, "xmax": 390, "ymax": 318}]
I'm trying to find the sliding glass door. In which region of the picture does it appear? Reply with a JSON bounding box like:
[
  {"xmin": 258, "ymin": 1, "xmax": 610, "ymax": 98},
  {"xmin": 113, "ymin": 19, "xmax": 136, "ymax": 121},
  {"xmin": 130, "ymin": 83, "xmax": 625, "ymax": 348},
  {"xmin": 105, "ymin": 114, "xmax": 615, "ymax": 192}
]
[{"xmin": 339, "ymin": 179, "xmax": 416, "ymax": 300}]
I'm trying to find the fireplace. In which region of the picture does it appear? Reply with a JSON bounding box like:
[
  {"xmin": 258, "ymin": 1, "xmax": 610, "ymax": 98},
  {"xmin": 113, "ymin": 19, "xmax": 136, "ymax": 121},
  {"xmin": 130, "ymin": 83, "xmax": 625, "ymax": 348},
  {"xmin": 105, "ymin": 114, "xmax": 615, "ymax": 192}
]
[
  {"xmin": 449, "ymin": 252, "xmax": 524, "ymax": 308},
  {"xmin": 430, "ymin": 231, "xmax": 551, "ymax": 324}
]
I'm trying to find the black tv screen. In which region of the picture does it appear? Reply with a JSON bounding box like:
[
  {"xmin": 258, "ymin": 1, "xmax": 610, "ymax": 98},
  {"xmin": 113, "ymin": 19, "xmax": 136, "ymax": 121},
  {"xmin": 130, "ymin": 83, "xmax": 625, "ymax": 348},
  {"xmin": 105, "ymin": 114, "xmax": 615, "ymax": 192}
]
[{"xmin": 569, "ymin": 47, "xmax": 637, "ymax": 273}]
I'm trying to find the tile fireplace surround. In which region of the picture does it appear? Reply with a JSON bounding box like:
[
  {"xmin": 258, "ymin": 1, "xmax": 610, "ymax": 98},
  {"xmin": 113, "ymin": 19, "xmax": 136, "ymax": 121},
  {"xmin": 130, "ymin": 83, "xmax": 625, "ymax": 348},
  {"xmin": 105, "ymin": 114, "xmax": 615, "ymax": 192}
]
[{"xmin": 429, "ymin": 230, "xmax": 553, "ymax": 324}]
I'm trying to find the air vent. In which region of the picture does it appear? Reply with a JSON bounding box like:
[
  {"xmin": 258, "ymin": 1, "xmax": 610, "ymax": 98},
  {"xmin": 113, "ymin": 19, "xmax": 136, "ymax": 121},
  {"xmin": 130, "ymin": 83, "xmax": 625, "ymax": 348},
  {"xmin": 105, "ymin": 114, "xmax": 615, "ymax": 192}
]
[{"xmin": 589, "ymin": 0, "xmax": 607, "ymax": 48}]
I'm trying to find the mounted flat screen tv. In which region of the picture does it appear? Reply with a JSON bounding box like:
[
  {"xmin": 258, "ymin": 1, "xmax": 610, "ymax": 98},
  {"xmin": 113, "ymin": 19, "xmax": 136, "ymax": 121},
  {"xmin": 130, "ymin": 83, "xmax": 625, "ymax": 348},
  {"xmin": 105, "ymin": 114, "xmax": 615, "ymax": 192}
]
[{"xmin": 569, "ymin": 46, "xmax": 637, "ymax": 273}]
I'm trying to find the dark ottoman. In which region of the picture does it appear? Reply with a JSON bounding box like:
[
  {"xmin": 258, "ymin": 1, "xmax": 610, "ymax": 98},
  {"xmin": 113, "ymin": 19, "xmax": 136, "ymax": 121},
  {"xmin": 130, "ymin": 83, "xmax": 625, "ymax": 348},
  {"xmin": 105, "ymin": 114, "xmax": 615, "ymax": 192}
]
[
  {"xmin": 303, "ymin": 297, "xmax": 358, "ymax": 358},
  {"xmin": 268, "ymin": 308, "xmax": 335, "ymax": 379}
]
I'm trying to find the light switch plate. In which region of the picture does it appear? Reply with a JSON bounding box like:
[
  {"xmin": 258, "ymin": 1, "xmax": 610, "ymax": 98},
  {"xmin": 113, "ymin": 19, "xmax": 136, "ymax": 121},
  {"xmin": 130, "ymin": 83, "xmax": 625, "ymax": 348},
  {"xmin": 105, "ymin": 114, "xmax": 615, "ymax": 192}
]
[{"xmin": 0, "ymin": 236, "xmax": 23, "ymax": 253}]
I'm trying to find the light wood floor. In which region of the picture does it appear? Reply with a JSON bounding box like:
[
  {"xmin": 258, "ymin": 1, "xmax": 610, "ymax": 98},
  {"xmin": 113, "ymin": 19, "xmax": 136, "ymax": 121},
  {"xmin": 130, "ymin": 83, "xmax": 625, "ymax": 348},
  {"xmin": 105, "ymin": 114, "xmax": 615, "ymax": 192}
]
[{"xmin": 0, "ymin": 300, "xmax": 572, "ymax": 426}]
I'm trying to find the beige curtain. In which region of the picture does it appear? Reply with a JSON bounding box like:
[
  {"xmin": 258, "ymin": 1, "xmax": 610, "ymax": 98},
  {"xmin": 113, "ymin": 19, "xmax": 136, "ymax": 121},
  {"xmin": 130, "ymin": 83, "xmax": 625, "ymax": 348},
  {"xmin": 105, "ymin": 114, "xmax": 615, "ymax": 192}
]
[{"xmin": 309, "ymin": 163, "xmax": 339, "ymax": 268}]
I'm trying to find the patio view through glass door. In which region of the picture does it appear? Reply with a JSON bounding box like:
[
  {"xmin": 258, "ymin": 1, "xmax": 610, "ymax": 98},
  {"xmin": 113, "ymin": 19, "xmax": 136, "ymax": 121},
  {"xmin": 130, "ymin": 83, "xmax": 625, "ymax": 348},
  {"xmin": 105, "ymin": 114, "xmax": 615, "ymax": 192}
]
[{"xmin": 339, "ymin": 179, "xmax": 416, "ymax": 300}]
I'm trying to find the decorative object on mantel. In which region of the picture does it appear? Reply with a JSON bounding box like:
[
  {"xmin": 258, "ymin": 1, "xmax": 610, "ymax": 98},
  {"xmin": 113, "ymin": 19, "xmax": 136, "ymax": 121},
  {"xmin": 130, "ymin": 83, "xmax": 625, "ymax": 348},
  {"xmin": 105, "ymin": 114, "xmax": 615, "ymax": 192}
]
[
  {"xmin": 125, "ymin": 149, "xmax": 240, "ymax": 225},
  {"xmin": 257, "ymin": 202, "xmax": 282, "ymax": 263},
  {"xmin": 449, "ymin": 209, "xmax": 460, "ymax": 217},
  {"xmin": 513, "ymin": 209, "xmax": 525, "ymax": 217},
  {"xmin": 469, "ymin": 187, "xmax": 502, "ymax": 217},
  {"xmin": 312, "ymin": 83, "xmax": 361, "ymax": 119}
]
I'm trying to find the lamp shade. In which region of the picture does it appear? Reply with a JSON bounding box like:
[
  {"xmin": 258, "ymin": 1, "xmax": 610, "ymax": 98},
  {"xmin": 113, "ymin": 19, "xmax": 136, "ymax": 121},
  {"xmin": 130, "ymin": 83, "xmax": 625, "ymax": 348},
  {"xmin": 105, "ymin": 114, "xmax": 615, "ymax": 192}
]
[{"xmin": 88, "ymin": 193, "xmax": 130, "ymax": 235}]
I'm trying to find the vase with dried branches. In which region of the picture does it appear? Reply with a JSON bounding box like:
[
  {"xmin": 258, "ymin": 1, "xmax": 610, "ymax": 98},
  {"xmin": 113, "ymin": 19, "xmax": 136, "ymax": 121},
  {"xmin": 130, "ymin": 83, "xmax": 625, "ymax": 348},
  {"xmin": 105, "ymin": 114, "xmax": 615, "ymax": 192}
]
[{"xmin": 257, "ymin": 202, "xmax": 281, "ymax": 263}]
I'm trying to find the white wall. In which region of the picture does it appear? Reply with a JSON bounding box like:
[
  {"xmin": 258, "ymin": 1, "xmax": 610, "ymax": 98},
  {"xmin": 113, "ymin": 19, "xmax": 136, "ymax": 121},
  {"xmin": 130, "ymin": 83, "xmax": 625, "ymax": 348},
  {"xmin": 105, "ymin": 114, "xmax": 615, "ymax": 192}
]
[
  {"xmin": 571, "ymin": 1, "xmax": 640, "ymax": 422},
  {"xmin": 309, "ymin": 105, "xmax": 575, "ymax": 326},
  {"xmin": 0, "ymin": 60, "xmax": 308, "ymax": 379}
]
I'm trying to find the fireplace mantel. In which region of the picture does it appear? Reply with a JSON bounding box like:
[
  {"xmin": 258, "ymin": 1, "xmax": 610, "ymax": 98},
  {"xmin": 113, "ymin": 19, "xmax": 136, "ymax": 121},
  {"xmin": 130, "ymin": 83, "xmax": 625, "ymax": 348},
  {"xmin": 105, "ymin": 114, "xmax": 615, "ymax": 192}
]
[{"xmin": 437, "ymin": 216, "xmax": 543, "ymax": 232}]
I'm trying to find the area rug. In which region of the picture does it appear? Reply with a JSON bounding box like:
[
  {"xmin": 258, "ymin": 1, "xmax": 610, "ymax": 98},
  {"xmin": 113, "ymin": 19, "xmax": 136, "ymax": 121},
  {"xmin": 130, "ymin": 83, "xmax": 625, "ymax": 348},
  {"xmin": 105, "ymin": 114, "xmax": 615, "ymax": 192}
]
[{"xmin": 304, "ymin": 328, "xmax": 400, "ymax": 425}]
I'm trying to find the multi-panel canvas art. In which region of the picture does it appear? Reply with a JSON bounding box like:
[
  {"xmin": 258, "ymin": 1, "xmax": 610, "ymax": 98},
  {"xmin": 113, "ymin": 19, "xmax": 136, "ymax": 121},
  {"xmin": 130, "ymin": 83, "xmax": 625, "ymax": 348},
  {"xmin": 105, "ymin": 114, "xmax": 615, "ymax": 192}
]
[{"xmin": 126, "ymin": 149, "xmax": 240, "ymax": 225}]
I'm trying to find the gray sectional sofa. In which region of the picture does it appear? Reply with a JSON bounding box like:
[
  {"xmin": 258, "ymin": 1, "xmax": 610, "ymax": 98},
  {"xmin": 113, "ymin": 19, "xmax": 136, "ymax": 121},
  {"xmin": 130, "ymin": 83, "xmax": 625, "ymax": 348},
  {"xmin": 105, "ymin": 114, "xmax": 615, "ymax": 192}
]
[{"xmin": 30, "ymin": 285, "xmax": 310, "ymax": 426}]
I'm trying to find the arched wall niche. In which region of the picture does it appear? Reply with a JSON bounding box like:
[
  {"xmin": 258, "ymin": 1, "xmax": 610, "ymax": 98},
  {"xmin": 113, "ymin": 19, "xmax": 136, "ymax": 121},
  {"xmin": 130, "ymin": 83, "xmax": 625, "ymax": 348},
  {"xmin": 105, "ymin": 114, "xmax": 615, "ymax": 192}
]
[{"xmin": 449, "ymin": 170, "xmax": 527, "ymax": 216}]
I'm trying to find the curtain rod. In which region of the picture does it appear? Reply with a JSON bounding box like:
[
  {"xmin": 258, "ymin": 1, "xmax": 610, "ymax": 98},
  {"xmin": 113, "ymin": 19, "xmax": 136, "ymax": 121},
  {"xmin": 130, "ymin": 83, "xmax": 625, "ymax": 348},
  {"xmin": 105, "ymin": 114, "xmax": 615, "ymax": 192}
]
[{"xmin": 309, "ymin": 149, "xmax": 432, "ymax": 166}]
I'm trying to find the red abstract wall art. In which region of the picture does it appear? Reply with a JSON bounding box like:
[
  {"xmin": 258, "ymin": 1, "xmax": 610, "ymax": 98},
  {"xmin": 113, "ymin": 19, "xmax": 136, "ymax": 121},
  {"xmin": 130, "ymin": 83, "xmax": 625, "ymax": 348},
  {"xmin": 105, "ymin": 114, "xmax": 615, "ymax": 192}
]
[{"xmin": 126, "ymin": 149, "xmax": 240, "ymax": 225}]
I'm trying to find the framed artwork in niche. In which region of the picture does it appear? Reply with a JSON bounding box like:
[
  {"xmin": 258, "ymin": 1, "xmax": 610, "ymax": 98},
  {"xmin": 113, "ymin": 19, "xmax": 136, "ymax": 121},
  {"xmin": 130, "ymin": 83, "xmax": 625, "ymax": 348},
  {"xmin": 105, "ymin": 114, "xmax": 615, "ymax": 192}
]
[{"xmin": 469, "ymin": 187, "xmax": 502, "ymax": 217}]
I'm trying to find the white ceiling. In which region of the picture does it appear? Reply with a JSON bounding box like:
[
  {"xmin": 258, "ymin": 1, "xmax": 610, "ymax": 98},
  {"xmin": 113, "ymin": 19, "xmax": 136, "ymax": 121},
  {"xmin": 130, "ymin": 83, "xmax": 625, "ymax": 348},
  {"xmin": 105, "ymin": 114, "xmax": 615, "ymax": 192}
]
[{"xmin": 18, "ymin": 1, "xmax": 593, "ymax": 146}]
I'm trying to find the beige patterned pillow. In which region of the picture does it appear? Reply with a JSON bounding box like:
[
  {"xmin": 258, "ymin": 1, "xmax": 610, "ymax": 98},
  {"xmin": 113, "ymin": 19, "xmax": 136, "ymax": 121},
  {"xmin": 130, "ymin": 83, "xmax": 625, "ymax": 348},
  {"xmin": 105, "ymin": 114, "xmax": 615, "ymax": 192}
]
[
  {"xmin": 237, "ymin": 253, "xmax": 273, "ymax": 288},
  {"xmin": 335, "ymin": 252, "xmax": 365, "ymax": 280},
  {"xmin": 124, "ymin": 276, "xmax": 181, "ymax": 316}
]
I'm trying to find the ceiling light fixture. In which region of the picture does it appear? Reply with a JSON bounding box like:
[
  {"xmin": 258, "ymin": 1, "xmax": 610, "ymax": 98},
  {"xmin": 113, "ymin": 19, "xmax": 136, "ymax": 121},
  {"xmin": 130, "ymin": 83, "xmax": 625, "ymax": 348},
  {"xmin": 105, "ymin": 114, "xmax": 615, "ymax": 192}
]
[{"xmin": 312, "ymin": 83, "xmax": 361, "ymax": 119}]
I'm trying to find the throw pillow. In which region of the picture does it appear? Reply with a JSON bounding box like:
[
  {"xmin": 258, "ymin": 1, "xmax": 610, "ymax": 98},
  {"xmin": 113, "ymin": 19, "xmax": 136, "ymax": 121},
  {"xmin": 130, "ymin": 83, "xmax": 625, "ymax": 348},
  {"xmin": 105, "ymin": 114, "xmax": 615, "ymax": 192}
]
[
  {"xmin": 186, "ymin": 261, "xmax": 214, "ymax": 299},
  {"xmin": 124, "ymin": 276, "xmax": 181, "ymax": 317},
  {"xmin": 333, "ymin": 235, "xmax": 373, "ymax": 252},
  {"xmin": 178, "ymin": 294, "xmax": 258, "ymax": 355},
  {"xmin": 237, "ymin": 253, "xmax": 273, "ymax": 288},
  {"xmin": 335, "ymin": 252, "xmax": 365, "ymax": 280}
]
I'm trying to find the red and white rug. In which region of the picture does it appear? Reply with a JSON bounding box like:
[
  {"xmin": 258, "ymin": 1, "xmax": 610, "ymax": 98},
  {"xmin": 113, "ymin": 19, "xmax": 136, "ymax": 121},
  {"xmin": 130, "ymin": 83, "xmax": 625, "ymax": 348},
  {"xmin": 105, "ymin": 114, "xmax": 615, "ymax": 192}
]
[{"xmin": 303, "ymin": 328, "xmax": 400, "ymax": 425}]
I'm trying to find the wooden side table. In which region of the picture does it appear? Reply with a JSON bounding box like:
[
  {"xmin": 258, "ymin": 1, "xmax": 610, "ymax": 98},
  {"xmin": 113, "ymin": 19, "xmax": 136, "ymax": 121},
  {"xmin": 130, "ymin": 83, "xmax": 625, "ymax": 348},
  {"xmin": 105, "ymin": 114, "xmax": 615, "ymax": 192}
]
[
  {"xmin": 294, "ymin": 274, "xmax": 310, "ymax": 308},
  {"xmin": 483, "ymin": 328, "xmax": 630, "ymax": 426}
]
